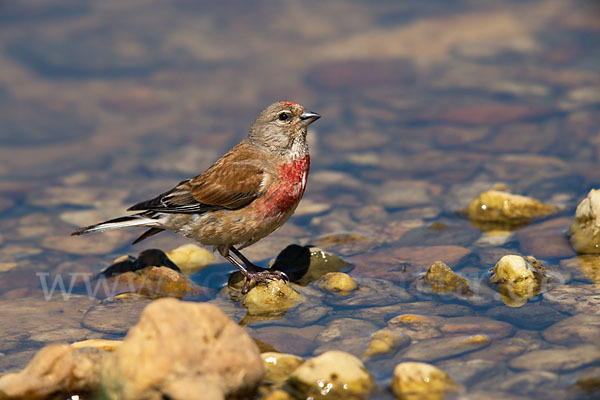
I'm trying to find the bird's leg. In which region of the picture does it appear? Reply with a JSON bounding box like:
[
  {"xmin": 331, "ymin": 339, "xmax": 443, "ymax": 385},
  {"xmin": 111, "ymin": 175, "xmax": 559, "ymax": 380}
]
[{"xmin": 226, "ymin": 246, "xmax": 288, "ymax": 294}]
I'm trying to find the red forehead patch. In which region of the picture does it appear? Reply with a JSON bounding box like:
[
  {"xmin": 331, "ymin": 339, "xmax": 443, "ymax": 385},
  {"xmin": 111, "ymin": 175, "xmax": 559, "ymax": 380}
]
[{"xmin": 282, "ymin": 101, "xmax": 296, "ymax": 106}]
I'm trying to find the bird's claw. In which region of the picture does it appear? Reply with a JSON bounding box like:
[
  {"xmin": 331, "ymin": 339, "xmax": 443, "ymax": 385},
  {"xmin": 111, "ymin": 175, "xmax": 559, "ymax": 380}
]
[{"xmin": 241, "ymin": 269, "xmax": 289, "ymax": 294}]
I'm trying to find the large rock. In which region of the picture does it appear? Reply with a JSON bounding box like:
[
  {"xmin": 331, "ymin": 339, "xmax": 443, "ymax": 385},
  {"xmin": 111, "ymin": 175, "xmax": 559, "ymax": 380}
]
[
  {"xmin": 569, "ymin": 189, "xmax": 600, "ymax": 253},
  {"xmin": 101, "ymin": 298, "xmax": 263, "ymax": 400},
  {"xmin": 288, "ymin": 351, "xmax": 373, "ymax": 399}
]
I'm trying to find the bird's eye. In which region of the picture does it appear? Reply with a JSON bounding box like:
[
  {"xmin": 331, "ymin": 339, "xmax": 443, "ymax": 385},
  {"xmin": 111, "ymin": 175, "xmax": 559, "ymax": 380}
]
[{"xmin": 278, "ymin": 112, "xmax": 290, "ymax": 121}]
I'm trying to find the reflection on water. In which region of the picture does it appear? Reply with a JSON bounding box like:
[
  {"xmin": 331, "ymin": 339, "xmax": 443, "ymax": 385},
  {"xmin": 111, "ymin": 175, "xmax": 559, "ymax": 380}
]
[{"xmin": 1, "ymin": 0, "xmax": 600, "ymax": 398}]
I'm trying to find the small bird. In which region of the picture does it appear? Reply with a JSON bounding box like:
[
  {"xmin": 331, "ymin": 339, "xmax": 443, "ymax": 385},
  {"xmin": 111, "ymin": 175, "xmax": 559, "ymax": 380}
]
[{"xmin": 72, "ymin": 101, "xmax": 320, "ymax": 293}]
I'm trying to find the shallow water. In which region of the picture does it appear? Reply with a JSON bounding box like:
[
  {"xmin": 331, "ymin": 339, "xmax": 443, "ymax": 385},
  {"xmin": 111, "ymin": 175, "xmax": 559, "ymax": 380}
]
[{"xmin": 1, "ymin": 0, "xmax": 600, "ymax": 398}]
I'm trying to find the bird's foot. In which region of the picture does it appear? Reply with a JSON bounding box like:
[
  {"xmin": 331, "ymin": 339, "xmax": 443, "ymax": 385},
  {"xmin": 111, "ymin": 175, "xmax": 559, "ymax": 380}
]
[{"xmin": 241, "ymin": 265, "xmax": 289, "ymax": 294}]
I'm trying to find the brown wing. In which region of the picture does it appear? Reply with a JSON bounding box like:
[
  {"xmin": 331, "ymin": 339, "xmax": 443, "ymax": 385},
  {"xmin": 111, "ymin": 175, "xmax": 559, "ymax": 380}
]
[{"xmin": 128, "ymin": 143, "xmax": 271, "ymax": 214}]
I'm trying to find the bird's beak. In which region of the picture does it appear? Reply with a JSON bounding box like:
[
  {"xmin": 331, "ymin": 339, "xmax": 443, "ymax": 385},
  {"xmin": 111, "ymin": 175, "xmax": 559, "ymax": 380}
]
[{"xmin": 299, "ymin": 111, "xmax": 321, "ymax": 127}]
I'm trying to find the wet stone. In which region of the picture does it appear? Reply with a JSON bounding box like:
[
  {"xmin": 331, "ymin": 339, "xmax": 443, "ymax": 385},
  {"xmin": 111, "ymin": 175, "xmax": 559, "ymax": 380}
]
[
  {"xmin": 287, "ymin": 350, "xmax": 373, "ymax": 400},
  {"xmin": 419, "ymin": 260, "xmax": 473, "ymax": 295},
  {"xmin": 243, "ymin": 280, "xmax": 304, "ymax": 316},
  {"xmin": 388, "ymin": 314, "xmax": 444, "ymax": 340},
  {"xmin": 71, "ymin": 339, "xmax": 122, "ymax": 352},
  {"xmin": 353, "ymin": 301, "xmax": 471, "ymax": 322},
  {"xmin": 436, "ymin": 358, "xmax": 500, "ymax": 385},
  {"xmin": 466, "ymin": 190, "xmax": 558, "ymax": 227},
  {"xmin": 398, "ymin": 334, "xmax": 490, "ymax": 362},
  {"xmin": 569, "ymin": 188, "xmax": 600, "ymax": 254},
  {"xmin": 261, "ymin": 352, "xmax": 304, "ymax": 385},
  {"xmin": 269, "ymin": 245, "xmax": 351, "ymax": 285},
  {"xmin": 310, "ymin": 232, "xmax": 379, "ymax": 257},
  {"xmin": 249, "ymin": 326, "xmax": 317, "ymax": 356},
  {"xmin": 324, "ymin": 278, "xmax": 413, "ymax": 307},
  {"xmin": 97, "ymin": 249, "xmax": 205, "ymax": 299},
  {"xmin": 440, "ymin": 316, "xmax": 515, "ymax": 340},
  {"xmin": 560, "ymin": 255, "xmax": 600, "ymax": 285},
  {"xmin": 350, "ymin": 245, "xmax": 471, "ymax": 281},
  {"xmin": 316, "ymin": 318, "xmax": 378, "ymax": 345},
  {"xmin": 363, "ymin": 328, "xmax": 411, "ymax": 358},
  {"xmin": 0, "ymin": 295, "xmax": 96, "ymax": 353},
  {"xmin": 476, "ymin": 371, "xmax": 560, "ymax": 395},
  {"xmin": 489, "ymin": 255, "xmax": 549, "ymax": 307},
  {"xmin": 316, "ymin": 272, "xmax": 358, "ymax": 294},
  {"xmin": 509, "ymin": 344, "xmax": 600, "ymax": 371},
  {"xmin": 391, "ymin": 362, "xmax": 459, "ymax": 400},
  {"xmin": 82, "ymin": 295, "xmax": 153, "ymax": 335},
  {"xmin": 396, "ymin": 222, "xmax": 481, "ymax": 248},
  {"xmin": 516, "ymin": 217, "xmax": 576, "ymax": 259},
  {"xmin": 294, "ymin": 199, "xmax": 331, "ymax": 216},
  {"xmin": 543, "ymin": 314, "xmax": 600, "ymax": 345},
  {"xmin": 376, "ymin": 180, "xmax": 436, "ymax": 208},
  {"xmin": 314, "ymin": 336, "xmax": 374, "ymax": 359},
  {"xmin": 485, "ymin": 303, "xmax": 566, "ymax": 330},
  {"xmin": 462, "ymin": 337, "xmax": 529, "ymax": 362},
  {"xmin": 42, "ymin": 230, "xmax": 134, "ymax": 256},
  {"xmin": 543, "ymin": 284, "xmax": 600, "ymax": 315},
  {"xmin": 360, "ymin": 216, "xmax": 423, "ymax": 243}
]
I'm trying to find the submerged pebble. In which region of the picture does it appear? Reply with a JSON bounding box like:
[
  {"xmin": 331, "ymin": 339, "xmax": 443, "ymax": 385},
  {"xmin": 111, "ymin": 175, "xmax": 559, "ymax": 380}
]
[
  {"xmin": 509, "ymin": 344, "xmax": 600, "ymax": 371},
  {"xmin": 543, "ymin": 284, "xmax": 600, "ymax": 315},
  {"xmin": 543, "ymin": 314, "xmax": 600, "ymax": 344},
  {"xmin": 363, "ymin": 328, "xmax": 411, "ymax": 358},
  {"xmin": 399, "ymin": 334, "xmax": 490, "ymax": 362}
]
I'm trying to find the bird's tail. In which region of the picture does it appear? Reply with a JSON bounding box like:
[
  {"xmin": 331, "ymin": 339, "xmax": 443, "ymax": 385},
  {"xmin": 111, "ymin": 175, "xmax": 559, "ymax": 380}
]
[{"xmin": 71, "ymin": 214, "xmax": 159, "ymax": 236}]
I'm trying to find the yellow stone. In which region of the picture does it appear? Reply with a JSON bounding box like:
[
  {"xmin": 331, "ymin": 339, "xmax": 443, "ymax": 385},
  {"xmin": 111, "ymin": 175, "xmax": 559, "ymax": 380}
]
[
  {"xmin": 243, "ymin": 280, "xmax": 303, "ymax": 315},
  {"xmin": 392, "ymin": 362, "xmax": 457, "ymax": 400},
  {"xmin": 166, "ymin": 244, "xmax": 217, "ymax": 273},
  {"xmin": 261, "ymin": 352, "xmax": 304, "ymax": 384},
  {"xmin": 71, "ymin": 339, "xmax": 122, "ymax": 351},
  {"xmin": 317, "ymin": 272, "xmax": 358, "ymax": 294},
  {"xmin": 568, "ymin": 189, "xmax": 600, "ymax": 254},
  {"xmin": 467, "ymin": 189, "xmax": 557, "ymax": 223}
]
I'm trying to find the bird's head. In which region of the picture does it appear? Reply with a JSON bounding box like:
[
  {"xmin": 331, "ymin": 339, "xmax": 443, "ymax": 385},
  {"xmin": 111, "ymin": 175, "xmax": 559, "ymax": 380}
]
[{"xmin": 248, "ymin": 101, "xmax": 320, "ymax": 156}]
